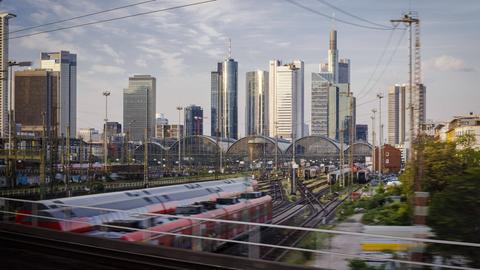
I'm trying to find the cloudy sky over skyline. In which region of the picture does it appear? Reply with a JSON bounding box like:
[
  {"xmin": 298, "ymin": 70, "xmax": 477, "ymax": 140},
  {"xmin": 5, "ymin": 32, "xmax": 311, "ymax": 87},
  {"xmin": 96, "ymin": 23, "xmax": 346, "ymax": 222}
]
[{"xmin": 5, "ymin": 0, "xmax": 480, "ymax": 138}]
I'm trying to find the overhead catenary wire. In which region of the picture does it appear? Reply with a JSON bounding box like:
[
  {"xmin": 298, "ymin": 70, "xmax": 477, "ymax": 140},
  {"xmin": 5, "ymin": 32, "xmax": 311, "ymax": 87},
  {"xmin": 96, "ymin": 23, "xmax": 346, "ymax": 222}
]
[
  {"xmin": 358, "ymin": 27, "xmax": 408, "ymax": 100},
  {"xmin": 9, "ymin": 0, "xmax": 217, "ymax": 40},
  {"xmin": 10, "ymin": 0, "xmax": 157, "ymax": 34},
  {"xmin": 284, "ymin": 0, "xmax": 395, "ymax": 31},
  {"xmin": 355, "ymin": 27, "xmax": 398, "ymax": 98},
  {"xmin": 314, "ymin": 0, "xmax": 392, "ymax": 29}
]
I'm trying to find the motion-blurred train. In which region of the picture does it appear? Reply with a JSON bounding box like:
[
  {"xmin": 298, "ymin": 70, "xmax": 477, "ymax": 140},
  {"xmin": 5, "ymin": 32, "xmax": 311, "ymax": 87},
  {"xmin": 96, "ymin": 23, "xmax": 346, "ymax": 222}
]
[
  {"xmin": 327, "ymin": 167, "xmax": 370, "ymax": 185},
  {"xmin": 112, "ymin": 192, "xmax": 272, "ymax": 251},
  {"xmin": 303, "ymin": 166, "xmax": 321, "ymax": 179},
  {"xmin": 16, "ymin": 177, "xmax": 258, "ymax": 233}
]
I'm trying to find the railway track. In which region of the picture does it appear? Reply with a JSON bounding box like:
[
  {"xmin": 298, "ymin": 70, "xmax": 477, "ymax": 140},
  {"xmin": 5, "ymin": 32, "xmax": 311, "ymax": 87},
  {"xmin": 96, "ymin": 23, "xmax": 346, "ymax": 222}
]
[
  {"xmin": 261, "ymin": 185, "xmax": 364, "ymax": 261},
  {"xmin": 217, "ymin": 176, "xmax": 360, "ymax": 261}
]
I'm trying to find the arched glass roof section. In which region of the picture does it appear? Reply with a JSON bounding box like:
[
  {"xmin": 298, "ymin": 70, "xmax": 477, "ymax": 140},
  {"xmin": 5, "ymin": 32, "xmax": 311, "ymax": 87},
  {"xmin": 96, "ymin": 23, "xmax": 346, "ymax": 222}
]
[
  {"xmin": 169, "ymin": 135, "xmax": 235, "ymax": 153},
  {"xmin": 133, "ymin": 142, "xmax": 168, "ymax": 164},
  {"xmin": 285, "ymin": 135, "xmax": 340, "ymax": 163},
  {"xmin": 344, "ymin": 141, "xmax": 373, "ymax": 162},
  {"xmin": 167, "ymin": 135, "xmax": 235, "ymax": 167},
  {"xmin": 225, "ymin": 135, "xmax": 290, "ymax": 163}
]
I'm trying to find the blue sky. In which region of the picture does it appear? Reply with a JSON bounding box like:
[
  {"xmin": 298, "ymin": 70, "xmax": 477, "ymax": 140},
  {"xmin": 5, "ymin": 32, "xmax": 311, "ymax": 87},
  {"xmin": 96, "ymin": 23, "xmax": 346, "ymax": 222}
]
[{"xmin": 5, "ymin": 0, "xmax": 480, "ymax": 138}]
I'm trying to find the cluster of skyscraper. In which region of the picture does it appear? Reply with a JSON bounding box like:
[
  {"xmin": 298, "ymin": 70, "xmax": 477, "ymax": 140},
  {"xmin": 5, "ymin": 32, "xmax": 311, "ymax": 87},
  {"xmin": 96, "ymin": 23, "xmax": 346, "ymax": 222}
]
[
  {"xmin": 1, "ymin": 13, "xmax": 77, "ymax": 139},
  {"xmin": 123, "ymin": 75, "xmax": 204, "ymax": 142},
  {"xmin": 1, "ymin": 9, "xmax": 431, "ymax": 155},
  {"xmin": 311, "ymin": 30, "xmax": 354, "ymax": 143},
  {"xmin": 13, "ymin": 51, "xmax": 77, "ymax": 137},
  {"xmin": 217, "ymin": 29, "xmax": 357, "ymax": 143}
]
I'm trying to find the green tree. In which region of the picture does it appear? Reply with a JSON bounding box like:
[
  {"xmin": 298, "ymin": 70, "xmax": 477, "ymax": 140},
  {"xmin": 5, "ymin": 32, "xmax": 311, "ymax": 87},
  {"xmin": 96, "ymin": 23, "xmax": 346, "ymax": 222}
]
[
  {"xmin": 421, "ymin": 139, "xmax": 464, "ymax": 193},
  {"xmin": 427, "ymin": 168, "xmax": 480, "ymax": 267}
]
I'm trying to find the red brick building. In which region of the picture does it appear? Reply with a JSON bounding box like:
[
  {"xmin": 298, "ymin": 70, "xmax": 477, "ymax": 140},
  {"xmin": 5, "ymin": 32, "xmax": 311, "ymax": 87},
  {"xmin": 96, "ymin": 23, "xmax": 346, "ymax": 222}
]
[{"xmin": 375, "ymin": 144, "xmax": 401, "ymax": 173}]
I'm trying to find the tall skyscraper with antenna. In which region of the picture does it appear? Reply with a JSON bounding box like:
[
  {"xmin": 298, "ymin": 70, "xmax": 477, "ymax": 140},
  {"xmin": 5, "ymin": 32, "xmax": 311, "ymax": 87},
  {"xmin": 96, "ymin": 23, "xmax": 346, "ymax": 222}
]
[
  {"xmin": 311, "ymin": 30, "xmax": 354, "ymax": 141},
  {"xmin": 211, "ymin": 39, "xmax": 238, "ymax": 139}
]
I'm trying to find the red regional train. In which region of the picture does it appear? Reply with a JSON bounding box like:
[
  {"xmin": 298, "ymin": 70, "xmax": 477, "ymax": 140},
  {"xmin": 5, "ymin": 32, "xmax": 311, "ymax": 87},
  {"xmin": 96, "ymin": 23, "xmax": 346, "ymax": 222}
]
[
  {"xmin": 16, "ymin": 177, "xmax": 258, "ymax": 233},
  {"xmin": 87, "ymin": 192, "xmax": 272, "ymax": 252}
]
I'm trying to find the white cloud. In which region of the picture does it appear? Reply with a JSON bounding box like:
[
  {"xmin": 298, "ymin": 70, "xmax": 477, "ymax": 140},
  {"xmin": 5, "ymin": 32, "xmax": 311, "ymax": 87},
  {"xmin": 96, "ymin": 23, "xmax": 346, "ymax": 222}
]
[
  {"xmin": 89, "ymin": 64, "xmax": 125, "ymax": 75},
  {"xmin": 136, "ymin": 45, "xmax": 185, "ymax": 76},
  {"xmin": 135, "ymin": 58, "xmax": 148, "ymax": 68},
  {"xmin": 428, "ymin": 55, "xmax": 475, "ymax": 72},
  {"xmin": 95, "ymin": 43, "xmax": 124, "ymax": 65}
]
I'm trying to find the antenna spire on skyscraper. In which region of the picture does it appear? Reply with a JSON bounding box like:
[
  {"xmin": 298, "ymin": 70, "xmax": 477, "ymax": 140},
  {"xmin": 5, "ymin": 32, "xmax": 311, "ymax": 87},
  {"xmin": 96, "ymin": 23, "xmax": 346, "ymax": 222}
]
[
  {"xmin": 227, "ymin": 37, "xmax": 232, "ymax": 59},
  {"xmin": 332, "ymin": 12, "xmax": 336, "ymax": 30}
]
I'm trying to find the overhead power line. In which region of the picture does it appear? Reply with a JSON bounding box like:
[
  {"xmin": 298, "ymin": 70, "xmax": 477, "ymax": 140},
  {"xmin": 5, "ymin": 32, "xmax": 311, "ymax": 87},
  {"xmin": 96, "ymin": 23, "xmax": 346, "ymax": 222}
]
[
  {"xmin": 355, "ymin": 28, "xmax": 398, "ymax": 98},
  {"xmin": 11, "ymin": 0, "xmax": 157, "ymax": 34},
  {"xmin": 358, "ymin": 28, "xmax": 407, "ymax": 100},
  {"xmin": 284, "ymin": 0, "xmax": 395, "ymax": 31},
  {"xmin": 9, "ymin": 0, "xmax": 217, "ymax": 40},
  {"xmin": 314, "ymin": 0, "xmax": 392, "ymax": 29}
]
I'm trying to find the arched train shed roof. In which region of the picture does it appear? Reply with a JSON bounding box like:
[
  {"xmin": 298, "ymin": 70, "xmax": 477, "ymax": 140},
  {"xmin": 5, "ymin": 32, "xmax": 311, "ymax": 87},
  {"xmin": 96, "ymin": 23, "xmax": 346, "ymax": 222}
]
[
  {"xmin": 226, "ymin": 135, "xmax": 290, "ymax": 156},
  {"xmin": 169, "ymin": 135, "xmax": 236, "ymax": 153},
  {"xmin": 285, "ymin": 135, "xmax": 341, "ymax": 158},
  {"xmin": 344, "ymin": 141, "xmax": 373, "ymax": 156}
]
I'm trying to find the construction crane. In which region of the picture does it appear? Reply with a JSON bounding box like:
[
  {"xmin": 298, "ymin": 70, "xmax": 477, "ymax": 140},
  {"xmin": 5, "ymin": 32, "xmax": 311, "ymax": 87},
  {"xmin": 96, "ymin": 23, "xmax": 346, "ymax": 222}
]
[
  {"xmin": 391, "ymin": 12, "xmax": 421, "ymax": 161},
  {"xmin": 391, "ymin": 12, "xmax": 424, "ymax": 196}
]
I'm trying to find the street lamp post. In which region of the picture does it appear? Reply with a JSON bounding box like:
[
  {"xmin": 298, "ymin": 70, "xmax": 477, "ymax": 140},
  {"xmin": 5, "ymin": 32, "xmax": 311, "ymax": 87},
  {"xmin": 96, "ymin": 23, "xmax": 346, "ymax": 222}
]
[
  {"xmin": 102, "ymin": 91, "xmax": 111, "ymax": 177},
  {"xmin": 377, "ymin": 93, "xmax": 384, "ymax": 177},
  {"xmin": 176, "ymin": 106, "xmax": 183, "ymax": 174},
  {"xmin": 371, "ymin": 109, "xmax": 377, "ymax": 173},
  {"xmin": 127, "ymin": 120, "xmax": 135, "ymax": 165}
]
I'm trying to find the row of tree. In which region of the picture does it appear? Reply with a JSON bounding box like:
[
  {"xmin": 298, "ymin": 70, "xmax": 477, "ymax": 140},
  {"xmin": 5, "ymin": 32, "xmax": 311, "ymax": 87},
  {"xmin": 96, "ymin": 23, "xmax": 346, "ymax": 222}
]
[{"xmin": 401, "ymin": 134, "xmax": 480, "ymax": 267}]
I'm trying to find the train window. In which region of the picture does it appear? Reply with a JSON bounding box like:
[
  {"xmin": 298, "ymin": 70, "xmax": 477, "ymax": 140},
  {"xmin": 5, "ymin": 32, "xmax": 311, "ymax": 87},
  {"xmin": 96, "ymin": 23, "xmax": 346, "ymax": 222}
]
[
  {"xmin": 162, "ymin": 195, "xmax": 170, "ymax": 200},
  {"xmin": 143, "ymin": 197, "xmax": 153, "ymax": 203},
  {"xmin": 142, "ymin": 190, "xmax": 151, "ymax": 195}
]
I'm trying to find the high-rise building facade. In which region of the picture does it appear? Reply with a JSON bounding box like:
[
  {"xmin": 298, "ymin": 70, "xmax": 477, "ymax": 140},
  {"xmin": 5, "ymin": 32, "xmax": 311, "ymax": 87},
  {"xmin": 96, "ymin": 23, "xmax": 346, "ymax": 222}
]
[
  {"xmin": 0, "ymin": 13, "xmax": 15, "ymax": 137},
  {"xmin": 78, "ymin": 128, "xmax": 101, "ymax": 142},
  {"xmin": 338, "ymin": 59, "xmax": 350, "ymax": 84},
  {"xmin": 157, "ymin": 124, "xmax": 183, "ymax": 140},
  {"xmin": 155, "ymin": 113, "xmax": 168, "ymax": 138},
  {"xmin": 388, "ymin": 84, "xmax": 407, "ymax": 145},
  {"xmin": 40, "ymin": 51, "xmax": 77, "ymax": 137},
  {"xmin": 123, "ymin": 75, "xmax": 156, "ymax": 141},
  {"xmin": 210, "ymin": 58, "xmax": 238, "ymax": 139},
  {"xmin": 14, "ymin": 69, "xmax": 59, "ymax": 136},
  {"xmin": 312, "ymin": 30, "xmax": 354, "ymax": 141},
  {"xmin": 356, "ymin": 124, "xmax": 368, "ymax": 142},
  {"xmin": 328, "ymin": 30, "xmax": 339, "ymax": 83},
  {"xmin": 184, "ymin": 105, "xmax": 203, "ymax": 136},
  {"xmin": 245, "ymin": 70, "xmax": 268, "ymax": 136},
  {"xmin": 268, "ymin": 60, "xmax": 304, "ymax": 140},
  {"xmin": 329, "ymin": 83, "xmax": 355, "ymax": 142},
  {"xmin": 104, "ymin": 121, "xmax": 122, "ymax": 141},
  {"xmin": 311, "ymin": 72, "xmax": 331, "ymax": 136}
]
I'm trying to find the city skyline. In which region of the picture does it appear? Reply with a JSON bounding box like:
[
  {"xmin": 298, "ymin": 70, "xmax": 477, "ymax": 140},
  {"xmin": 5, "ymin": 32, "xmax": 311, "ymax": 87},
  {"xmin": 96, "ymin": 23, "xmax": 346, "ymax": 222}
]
[{"xmin": 4, "ymin": 0, "xmax": 480, "ymax": 140}]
